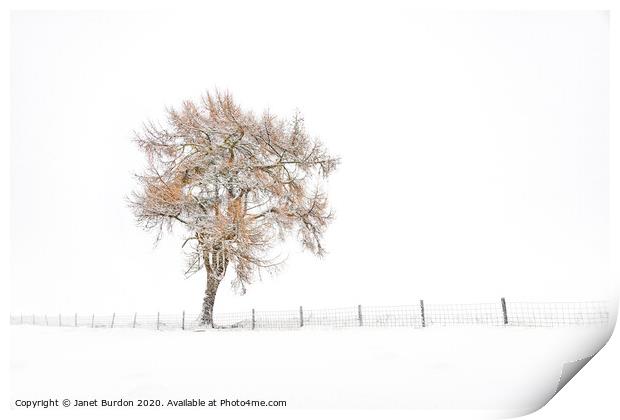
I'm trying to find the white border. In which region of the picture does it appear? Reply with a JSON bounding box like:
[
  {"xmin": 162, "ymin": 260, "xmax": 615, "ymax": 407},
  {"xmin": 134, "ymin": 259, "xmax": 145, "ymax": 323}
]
[{"xmin": 2, "ymin": 1, "xmax": 618, "ymax": 419}]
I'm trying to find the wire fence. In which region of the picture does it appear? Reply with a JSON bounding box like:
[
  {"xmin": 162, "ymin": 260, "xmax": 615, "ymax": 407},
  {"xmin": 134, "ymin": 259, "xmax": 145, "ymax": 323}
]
[{"xmin": 9, "ymin": 299, "xmax": 610, "ymax": 331}]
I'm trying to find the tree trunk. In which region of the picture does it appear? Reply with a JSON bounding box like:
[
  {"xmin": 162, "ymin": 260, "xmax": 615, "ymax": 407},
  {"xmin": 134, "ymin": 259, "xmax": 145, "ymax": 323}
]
[
  {"xmin": 199, "ymin": 248, "xmax": 228, "ymax": 327},
  {"xmin": 200, "ymin": 271, "xmax": 221, "ymax": 327}
]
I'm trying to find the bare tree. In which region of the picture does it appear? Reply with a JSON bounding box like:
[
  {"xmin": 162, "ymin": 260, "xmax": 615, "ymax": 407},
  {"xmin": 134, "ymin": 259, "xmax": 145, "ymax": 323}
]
[{"xmin": 129, "ymin": 90, "xmax": 339, "ymax": 327}]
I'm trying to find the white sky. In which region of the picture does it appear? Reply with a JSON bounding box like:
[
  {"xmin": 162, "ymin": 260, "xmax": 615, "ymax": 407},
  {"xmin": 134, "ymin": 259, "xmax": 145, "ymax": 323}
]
[{"xmin": 10, "ymin": 9, "xmax": 610, "ymax": 316}]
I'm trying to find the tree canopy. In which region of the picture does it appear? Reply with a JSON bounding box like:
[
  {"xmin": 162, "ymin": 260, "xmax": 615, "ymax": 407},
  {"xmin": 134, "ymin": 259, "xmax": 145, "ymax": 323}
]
[{"xmin": 130, "ymin": 91, "xmax": 339, "ymax": 299}]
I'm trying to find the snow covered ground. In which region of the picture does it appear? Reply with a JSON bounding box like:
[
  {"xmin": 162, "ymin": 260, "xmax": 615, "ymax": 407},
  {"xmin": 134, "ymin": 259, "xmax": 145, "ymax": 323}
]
[{"xmin": 9, "ymin": 324, "xmax": 613, "ymax": 416}]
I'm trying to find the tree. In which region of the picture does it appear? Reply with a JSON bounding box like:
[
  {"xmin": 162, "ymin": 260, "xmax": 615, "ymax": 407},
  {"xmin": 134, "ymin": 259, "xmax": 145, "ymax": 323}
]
[{"xmin": 129, "ymin": 90, "xmax": 339, "ymax": 327}]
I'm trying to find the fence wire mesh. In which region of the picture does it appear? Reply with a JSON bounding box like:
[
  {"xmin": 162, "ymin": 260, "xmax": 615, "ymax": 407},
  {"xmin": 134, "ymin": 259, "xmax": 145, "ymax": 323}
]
[
  {"xmin": 303, "ymin": 306, "xmax": 360, "ymax": 328},
  {"xmin": 10, "ymin": 300, "xmax": 611, "ymax": 331},
  {"xmin": 362, "ymin": 305, "xmax": 423, "ymax": 328},
  {"xmin": 425, "ymin": 303, "xmax": 505, "ymax": 326},
  {"xmin": 506, "ymin": 301, "xmax": 610, "ymax": 327}
]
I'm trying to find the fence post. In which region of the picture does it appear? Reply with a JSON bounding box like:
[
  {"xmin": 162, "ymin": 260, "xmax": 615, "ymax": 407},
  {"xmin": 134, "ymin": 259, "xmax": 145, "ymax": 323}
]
[
  {"xmin": 252, "ymin": 309, "xmax": 256, "ymax": 330},
  {"xmin": 20, "ymin": 314, "xmax": 23, "ymax": 324},
  {"xmin": 299, "ymin": 306, "xmax": 304, "ymax": 327},
  {"xmin": 156, "ymin": 312, "xmax": 160, "ymax": 330},
  {"xmin": 133, "ymin": 312, "xmax": 137, "ymax": 328},
  {"xmin": 75, "ymin": 313, "xmax": 77, "ymax": 327},
  {"xmin": 501, "ymin": 297, "xmax": 508, "ymax": 325},
  {"xmin": 420, "ymin": 299, "xmax": 426, "ymax": 328},
  {"xmin": 45, "ymin": 315, "xmax": 49, "ymax": 326},
  {"xmin": 358, "ymin": 304, "xmax": 363, "ymax": 327},
  {"xmin": 91, "ymin": 314, "xmax": 95, "ymax": 328},
  {"xmin": 181, "ymin": 310, "xmax": 185, "ymax": 330},
  {"xmin": 111, "ymin": 313, "xmax": 115, "ymax": 328},
  {"xmin": 33, "ymin": 314, "xmax": 35, "ymax": 325},
  {"xmin": 59, "ymin": 313, "xmax": 62, "ymax": 327}
]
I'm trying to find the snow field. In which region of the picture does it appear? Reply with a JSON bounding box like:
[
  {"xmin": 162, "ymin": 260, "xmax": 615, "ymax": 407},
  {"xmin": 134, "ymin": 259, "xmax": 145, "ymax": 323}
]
[{"xmin": 10, "ymin": 324, "xmax": 612, "ymax": 414}]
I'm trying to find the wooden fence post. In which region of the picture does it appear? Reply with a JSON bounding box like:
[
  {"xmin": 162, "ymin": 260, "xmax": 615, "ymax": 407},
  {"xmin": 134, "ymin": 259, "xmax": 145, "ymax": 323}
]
[
  {"xmin": 156, "ymin": 312, "xmax": 160, "ymax": 330},
  {"xmin": 358, "ymin": 305, "xmax": 363, "ymax": 327},
  {"xmin": 20, "ymin": 314, "xmax": 23, "ymax": 324},
  {"xmin": 110, "ymin": 313, "xmax": 115, "ymax": 328},
  {"xmin": 74, "ymin": 313, "xmax": 77, "ymax": 327},
  {"xmin": 33, "ymin": 314, "xmax": 35, "ymax": 325},
  {"xmin": 420, "ymin": 299, "xmax": 426, "ymax": 327},
  {"xmin": 501, "ymin": 297, "xmax": 508, "ymax": 325},
  {"xmin": 182, "ymin": 310, "xmax": 185, "ymax": 330},
  {"xmin": 45, "ymin": 315, "xmax": 49, "ymax": 326},
  {"xmin": 59, "ymin": 313, "xmax": 62, "ymax": 327},
  {"xmin": 91, "ymin": 314, "xmax": 95, "ymax": 328},
  {"xmin": 252, "ymin": 309, "xmax": 256, "ymax": 330},
  {"xmin": 299, "ymin": 306, "xmax": 304, "ymax": 327},
  {"xmin": 133, "ymin": 312, "xmax": 137, "ymax": 328}
]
